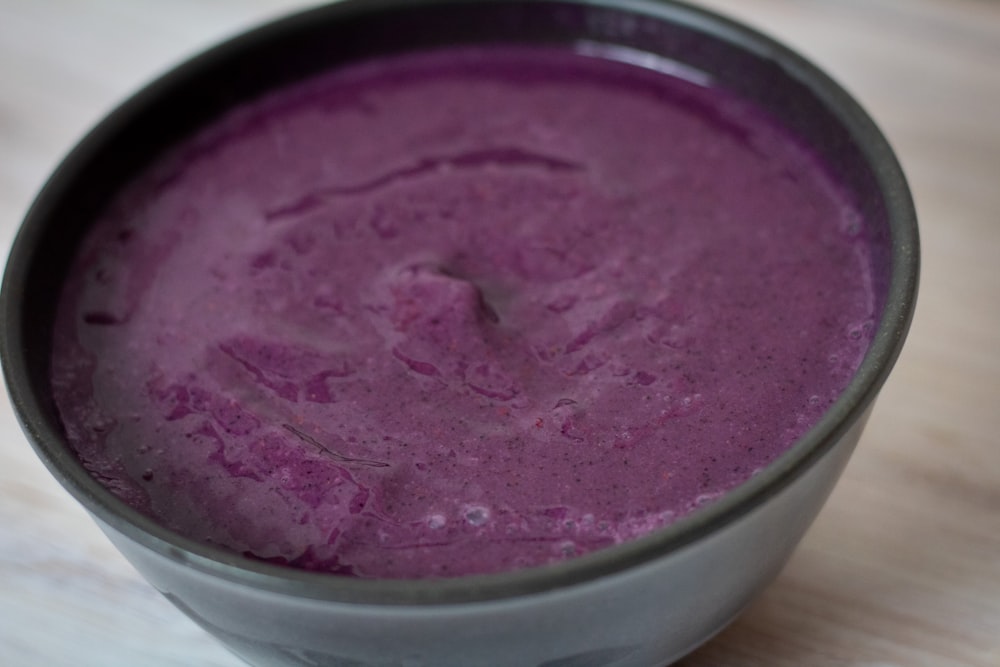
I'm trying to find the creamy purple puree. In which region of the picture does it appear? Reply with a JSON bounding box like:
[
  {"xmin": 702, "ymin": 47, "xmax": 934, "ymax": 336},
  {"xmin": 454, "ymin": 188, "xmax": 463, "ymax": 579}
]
[{"xmin": 50, "ymin": 46, "xmax": 876, "ymax": 578}]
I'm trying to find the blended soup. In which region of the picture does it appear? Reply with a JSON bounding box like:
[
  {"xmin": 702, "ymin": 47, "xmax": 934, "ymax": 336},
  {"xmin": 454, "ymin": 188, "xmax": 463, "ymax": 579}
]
[{"xmin": 50, "ymin": 46, "xmax": 876, "ymax": 578}]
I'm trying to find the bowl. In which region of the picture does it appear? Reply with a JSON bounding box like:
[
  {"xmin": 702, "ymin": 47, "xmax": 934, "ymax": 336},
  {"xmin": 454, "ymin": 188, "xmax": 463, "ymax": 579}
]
[{"xmin": 0, "ymin": 1, "xmax": 918, "ymax": 665}]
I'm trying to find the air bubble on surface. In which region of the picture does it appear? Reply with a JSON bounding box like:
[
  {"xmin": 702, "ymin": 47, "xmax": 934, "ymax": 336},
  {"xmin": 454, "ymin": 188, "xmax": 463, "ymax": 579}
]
[
  {"xmin": 463, "ymin": 504, "xmax": 490, "ymax": 526},
  {"xmin": 841, "ymin": 207, "xmax": 863, "ymax": 237},
  {"xmin": 557, "ymin": 540, "xmax": 577, "ymax": 557},
  {"xmin": 693, "ymin": 491, "xmax": 724, "ymax": 508}
]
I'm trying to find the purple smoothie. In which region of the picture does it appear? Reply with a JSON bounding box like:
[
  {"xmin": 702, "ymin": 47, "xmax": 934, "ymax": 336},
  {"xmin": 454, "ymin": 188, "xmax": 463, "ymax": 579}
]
[{"xmin": 50, "ymin": 46, "xmax": 876, "ymax": 578}]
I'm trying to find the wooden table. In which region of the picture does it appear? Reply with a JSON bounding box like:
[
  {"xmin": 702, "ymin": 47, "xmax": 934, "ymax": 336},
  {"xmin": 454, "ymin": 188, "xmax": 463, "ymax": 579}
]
[{"xmin": 1, "ymin": 1, "xmax": 997, "ymax": 665}]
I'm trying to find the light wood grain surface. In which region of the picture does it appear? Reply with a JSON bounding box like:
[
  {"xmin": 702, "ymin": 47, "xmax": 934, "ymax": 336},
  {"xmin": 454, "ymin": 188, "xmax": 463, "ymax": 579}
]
[{"xmin": 1, "ymin": 1, "xmax": 997, "ymax": 666}]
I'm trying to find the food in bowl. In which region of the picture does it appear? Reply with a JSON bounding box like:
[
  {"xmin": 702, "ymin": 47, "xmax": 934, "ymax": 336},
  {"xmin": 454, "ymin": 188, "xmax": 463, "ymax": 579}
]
[{"xmin": 49, "ymin": 43, "xmax": 878, "ymax": 579}]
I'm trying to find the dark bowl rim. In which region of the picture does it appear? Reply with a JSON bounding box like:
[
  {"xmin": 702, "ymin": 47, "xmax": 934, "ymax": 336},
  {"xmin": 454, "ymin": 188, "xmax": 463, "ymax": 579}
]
[{"xmin": 0, "ymin": 0, "xmax": 919, "ymax": 606}]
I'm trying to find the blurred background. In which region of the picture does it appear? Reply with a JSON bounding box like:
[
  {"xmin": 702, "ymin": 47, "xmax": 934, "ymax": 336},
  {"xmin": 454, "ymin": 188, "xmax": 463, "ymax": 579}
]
[{"xmin": 1, "ymin": 1, "xmax": 997, "ymax": 665}]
